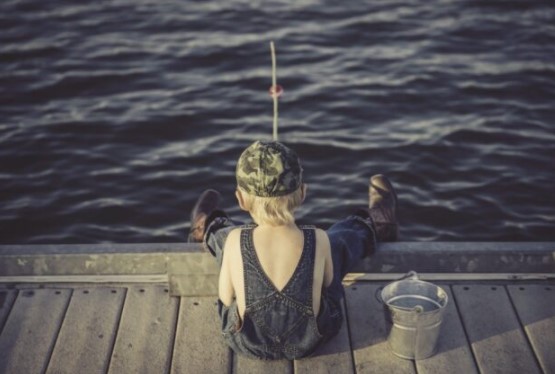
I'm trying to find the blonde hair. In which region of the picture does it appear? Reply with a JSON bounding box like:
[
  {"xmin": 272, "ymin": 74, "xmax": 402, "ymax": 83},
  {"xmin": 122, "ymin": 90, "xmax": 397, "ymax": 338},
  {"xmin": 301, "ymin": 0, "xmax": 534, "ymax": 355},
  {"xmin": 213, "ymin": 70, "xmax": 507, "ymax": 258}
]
[{"xmin": 240, "ymin": 186, "xmax": 304, "ymax": 226}]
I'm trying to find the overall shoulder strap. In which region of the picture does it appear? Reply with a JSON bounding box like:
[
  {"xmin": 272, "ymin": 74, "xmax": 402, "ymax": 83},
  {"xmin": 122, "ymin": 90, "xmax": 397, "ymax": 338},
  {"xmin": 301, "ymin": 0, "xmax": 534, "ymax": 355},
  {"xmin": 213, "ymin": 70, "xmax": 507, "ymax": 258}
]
[{"xmin": 239, "ymin": 227, "xmax": 275, "ymax": 306}]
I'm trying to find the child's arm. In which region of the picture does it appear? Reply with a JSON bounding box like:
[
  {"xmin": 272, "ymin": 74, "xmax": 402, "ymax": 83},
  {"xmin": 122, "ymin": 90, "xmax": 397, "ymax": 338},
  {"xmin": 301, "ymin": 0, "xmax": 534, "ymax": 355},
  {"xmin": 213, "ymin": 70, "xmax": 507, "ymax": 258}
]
[
  {"xmin": 317, "ymin": 229, "xmax": 334, "ymax": 288},
  {"xmin": 324, "ymin": 247, "xmax": 333, "ymax": 288},
  {"xmin": 218, "ymin": 233, "xmax": 237, "ymax": 306}
]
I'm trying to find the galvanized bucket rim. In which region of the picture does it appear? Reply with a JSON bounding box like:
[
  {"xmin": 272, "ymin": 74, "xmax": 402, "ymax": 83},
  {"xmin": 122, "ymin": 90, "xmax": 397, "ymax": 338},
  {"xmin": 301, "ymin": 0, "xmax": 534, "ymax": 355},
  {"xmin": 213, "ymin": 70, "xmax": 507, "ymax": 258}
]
[{"xmin": 380, "ymin": 271, "xmax": 449, "ymax": 314}]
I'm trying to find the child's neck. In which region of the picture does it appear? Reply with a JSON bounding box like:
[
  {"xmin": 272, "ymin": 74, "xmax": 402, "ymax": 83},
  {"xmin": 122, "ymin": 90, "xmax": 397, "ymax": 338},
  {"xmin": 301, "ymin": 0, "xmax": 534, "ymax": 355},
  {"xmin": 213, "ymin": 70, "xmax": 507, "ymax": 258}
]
[{"xmin": 256, "ymin": 222, "xmax": 298, "ymax": 231}]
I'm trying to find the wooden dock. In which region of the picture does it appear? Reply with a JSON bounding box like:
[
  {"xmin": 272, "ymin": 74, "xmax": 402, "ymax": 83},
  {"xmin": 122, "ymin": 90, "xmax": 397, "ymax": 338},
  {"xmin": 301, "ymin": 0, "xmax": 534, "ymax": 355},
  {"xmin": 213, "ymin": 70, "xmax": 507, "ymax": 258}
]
[
  {"xmin": 0, "ymin": 242, "xmax": 553, "ymax": 373},
  {"xmin": 1, "ymin": 280, "xmax": 554, "ymax": 373}
]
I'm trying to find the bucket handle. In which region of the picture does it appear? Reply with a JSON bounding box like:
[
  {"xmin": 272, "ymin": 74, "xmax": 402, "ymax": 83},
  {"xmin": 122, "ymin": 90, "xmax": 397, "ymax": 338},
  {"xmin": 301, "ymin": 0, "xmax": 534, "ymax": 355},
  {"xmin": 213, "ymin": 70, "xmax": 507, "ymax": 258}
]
[
  {"xmin": 400, "ymin": 270, "xmax": 419, "ymax": 281},
  {"xmin": 375, "ymin": 270, "xmax": 419, "ymax": 304}
]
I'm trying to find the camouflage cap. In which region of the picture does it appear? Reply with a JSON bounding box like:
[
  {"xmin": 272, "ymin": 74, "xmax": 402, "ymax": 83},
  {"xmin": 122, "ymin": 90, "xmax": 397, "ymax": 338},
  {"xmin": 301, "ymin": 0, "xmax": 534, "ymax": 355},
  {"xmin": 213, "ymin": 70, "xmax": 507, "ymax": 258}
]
[{"xmin": 236, "ymin": 141, "xmax": 303, "ymax": 197}]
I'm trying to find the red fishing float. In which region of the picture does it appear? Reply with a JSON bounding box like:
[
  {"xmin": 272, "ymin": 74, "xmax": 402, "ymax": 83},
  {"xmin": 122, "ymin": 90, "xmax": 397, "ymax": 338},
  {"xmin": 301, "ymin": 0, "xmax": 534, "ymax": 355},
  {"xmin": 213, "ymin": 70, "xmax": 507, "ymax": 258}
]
[{"xmin": 269, "ymin": 84, "xmax": 284, "ymax": 98}]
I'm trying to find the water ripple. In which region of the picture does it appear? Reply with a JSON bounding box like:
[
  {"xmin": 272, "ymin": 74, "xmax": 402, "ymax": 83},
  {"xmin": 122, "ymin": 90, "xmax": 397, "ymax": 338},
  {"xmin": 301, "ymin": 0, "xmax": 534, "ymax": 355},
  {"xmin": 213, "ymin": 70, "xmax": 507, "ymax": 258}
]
[{"xmin": 1, "ymin": 0, "xmax": 554, "ymax": 243}]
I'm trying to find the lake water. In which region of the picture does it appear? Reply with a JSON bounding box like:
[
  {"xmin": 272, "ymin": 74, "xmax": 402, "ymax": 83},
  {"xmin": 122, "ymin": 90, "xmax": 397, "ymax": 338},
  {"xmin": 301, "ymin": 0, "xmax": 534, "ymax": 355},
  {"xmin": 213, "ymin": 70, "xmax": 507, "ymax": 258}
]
[{"xmin": 1, "ymin": 0, "xmax": 554, "ymax": 243}]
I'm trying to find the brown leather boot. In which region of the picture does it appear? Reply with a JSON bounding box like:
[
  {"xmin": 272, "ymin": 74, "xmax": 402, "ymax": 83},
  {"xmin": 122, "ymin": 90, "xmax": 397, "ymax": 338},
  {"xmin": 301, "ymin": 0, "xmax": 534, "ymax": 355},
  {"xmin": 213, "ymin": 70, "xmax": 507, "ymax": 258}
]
[
  {"xmin": 187, "ymin": 189, "xmax": 222, "ymax": 243},
  {"xmin": 368, "ymin": 174, "xmax": 398, "ymax": 241}
]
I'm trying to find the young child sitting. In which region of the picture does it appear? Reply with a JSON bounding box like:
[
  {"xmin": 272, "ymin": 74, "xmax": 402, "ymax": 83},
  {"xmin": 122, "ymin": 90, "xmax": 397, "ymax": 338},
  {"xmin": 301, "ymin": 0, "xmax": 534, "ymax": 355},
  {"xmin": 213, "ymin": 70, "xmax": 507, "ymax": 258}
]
[{"xmin": 188, "ymin": 140, "xmax": 398, "ymax": 360}]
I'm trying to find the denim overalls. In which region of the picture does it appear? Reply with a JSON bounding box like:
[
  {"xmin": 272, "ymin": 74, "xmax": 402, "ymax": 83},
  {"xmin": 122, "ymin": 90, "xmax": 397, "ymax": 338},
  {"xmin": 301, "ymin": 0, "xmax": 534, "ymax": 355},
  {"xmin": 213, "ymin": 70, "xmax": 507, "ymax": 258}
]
[
  {"xmin": 218, "ymin": 226, "xmax": 344, "ymax": 359},
  {"xmin": 205, "ymin": 215, "xmax": 377, "ymax": 360}
]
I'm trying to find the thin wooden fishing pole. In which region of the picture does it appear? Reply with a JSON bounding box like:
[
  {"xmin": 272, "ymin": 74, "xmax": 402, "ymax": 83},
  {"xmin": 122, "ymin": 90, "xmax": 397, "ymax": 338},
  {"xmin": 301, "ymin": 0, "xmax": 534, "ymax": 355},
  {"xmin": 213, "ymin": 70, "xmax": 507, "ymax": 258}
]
[{"xmin": 271, "ymin": 41, "xmax": 278, "ymax": 141}]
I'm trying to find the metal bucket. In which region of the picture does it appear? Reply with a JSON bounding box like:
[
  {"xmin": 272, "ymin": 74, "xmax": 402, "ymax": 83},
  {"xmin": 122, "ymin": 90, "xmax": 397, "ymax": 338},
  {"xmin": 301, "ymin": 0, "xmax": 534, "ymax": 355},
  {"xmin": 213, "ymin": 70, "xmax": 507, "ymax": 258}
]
[{"xmin": 380, "ymin": 271, "xmax": 448, "ymax": 360}]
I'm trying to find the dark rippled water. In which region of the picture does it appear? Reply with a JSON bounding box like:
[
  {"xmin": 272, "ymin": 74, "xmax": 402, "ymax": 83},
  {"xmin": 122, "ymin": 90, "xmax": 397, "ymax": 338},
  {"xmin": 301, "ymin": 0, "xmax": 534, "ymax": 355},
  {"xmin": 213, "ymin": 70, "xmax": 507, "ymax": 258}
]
[{"xmin": 1, "ymin": 0, "xmax": 554, "ymax": 244}]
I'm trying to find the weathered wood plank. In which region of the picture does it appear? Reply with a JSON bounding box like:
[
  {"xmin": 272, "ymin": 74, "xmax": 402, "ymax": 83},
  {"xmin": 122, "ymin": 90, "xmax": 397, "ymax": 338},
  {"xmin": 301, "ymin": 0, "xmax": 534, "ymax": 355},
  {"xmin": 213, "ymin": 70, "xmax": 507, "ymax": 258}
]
[
  {"xmin": 169, "ymin": 274, "xmax": 219, "ymax": 297},
  {"xmin": 344, "ymin": 283, "xmax": 414, "ymax": 374},
  {"xmin": 0, "ymin": 290, "xmax": 17, "ymax": 333},
  {"xmin": 507, "ymin": 284, "xmax": 555, "ymax": 374},
  {"xmin": 171, "ymin": 297, "xmax": 230, "ymax": 374},
  {"xmin": 108, "ymin": 285, "xmax": 178, "ymax": 374},
  {"xmin": 0, "ymin": 288, "xmax": 71, "ymax": 374},
  {"xmin": 234, "ymin": 355, "xmax": 293, "ymax": 374},
  {"xmin": 46, "ymin": 287, "xmax": 125, "ymax": 374},
  {"xmin": 453, "ymin": 285, "xmax": 541, "ymax": 374},
  {"xmin": 415, "ymin": 285, "xmax": 478, "ymax": 374},
  {"xmin": 294, "ymin": 299, "xmax": 354, "ymax": 373}
]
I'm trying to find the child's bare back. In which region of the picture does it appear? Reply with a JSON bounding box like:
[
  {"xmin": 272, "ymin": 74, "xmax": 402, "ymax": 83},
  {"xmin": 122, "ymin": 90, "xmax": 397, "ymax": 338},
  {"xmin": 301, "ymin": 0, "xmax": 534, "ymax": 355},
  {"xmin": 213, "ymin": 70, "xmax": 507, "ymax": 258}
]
[{"xmin": 220, "ymin": 224, "xmax": 333, "ymax": 318}]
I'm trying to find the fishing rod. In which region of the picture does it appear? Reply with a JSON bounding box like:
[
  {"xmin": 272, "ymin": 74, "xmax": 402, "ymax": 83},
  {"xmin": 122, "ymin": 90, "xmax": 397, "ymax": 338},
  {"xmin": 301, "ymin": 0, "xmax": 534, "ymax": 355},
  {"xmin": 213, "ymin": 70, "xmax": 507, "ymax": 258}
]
[{"xmin": 269, "ymin": 41, "xmax": 283, "ymax": 141}]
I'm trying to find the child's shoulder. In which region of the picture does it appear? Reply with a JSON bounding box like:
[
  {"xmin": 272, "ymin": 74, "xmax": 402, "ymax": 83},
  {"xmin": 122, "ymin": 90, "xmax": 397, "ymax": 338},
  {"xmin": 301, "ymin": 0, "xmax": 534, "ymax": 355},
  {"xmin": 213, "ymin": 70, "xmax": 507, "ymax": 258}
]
[
  {"xmin": 298, "ymin": 225, "xmax": 327, "ymax": 235},
  {"xmin": 226, "ymin": 224, "xmax": 256, "ymax": 237},
  {"xmin": 298, "ymin": 225, "xmax": 330, "ymax": 251},
  {"xmin": 314, "ymin": 228, "xmax": 330, "ymax": 246},
  {"xmin": 223, "ymin": 228, "xmax": 242, "ymax": 252},
  {"xmin": 298, "ymin": 224, "xmax": 327, "ymax": 233},
  {"xmin": 223, "ymin": 224, "xmax": 257, "ymax": 249}
]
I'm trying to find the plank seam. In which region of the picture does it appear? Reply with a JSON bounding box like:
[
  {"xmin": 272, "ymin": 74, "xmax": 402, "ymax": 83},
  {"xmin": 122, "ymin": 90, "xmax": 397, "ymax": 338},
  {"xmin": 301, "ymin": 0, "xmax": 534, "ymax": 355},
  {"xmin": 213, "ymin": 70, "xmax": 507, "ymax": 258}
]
[
  {"xmin": 106, "ymin": 287, "xmax": 128, "ymax": 374},
  {"xmin": 167, "ymin": 294, "xmax": 181, "ymax": 374},
  {"xmin": 43, "ymin": 288, "xmax": 73, "ymax": 374},
  {"xmin": 448, "ymin": 285, "xmax": 480, "ymax": 373},
  {"xmin": 228, "ymin": 347, "xmax": 234, "ymax": 374},
  {"xmin": 340, "ymin": 296, "xmax": 357, "ymax": 374},
  {"xmin": 504, "ymin": 286, "xmax": 544, "ymax": 374},
  {"xmin": 232, "ymin": 351, "xmax": 237, "ymax": 373},
  {"xmin": 0, "ymin": 289, "xmax": 18, "ymax": 337}
]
